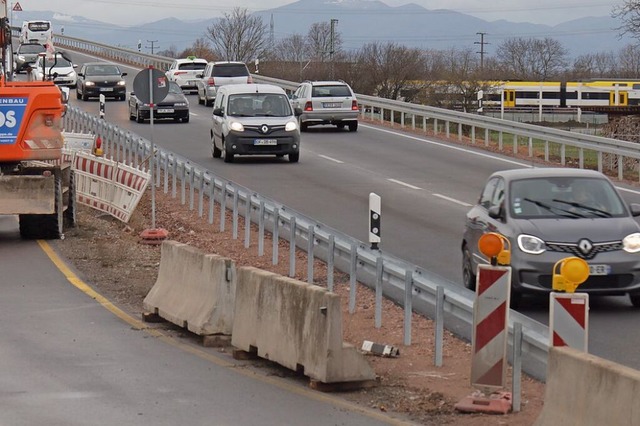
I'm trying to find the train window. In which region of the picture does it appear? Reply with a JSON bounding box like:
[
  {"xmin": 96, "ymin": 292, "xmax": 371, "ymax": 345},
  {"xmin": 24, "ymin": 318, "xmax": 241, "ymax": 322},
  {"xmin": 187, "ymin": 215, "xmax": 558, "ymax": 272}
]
[
  {"xmin": 518, "ymin": 91, "xmax": 539, "ymax": 99},
  {"xmin": 582, "ymin": 92, "xmax": 610, "ymax": 100},
  {"xmin": 542, "ymin": 92, "xmax": 560, "ymax": 99},
  {"xmin": 633, "ymin": 84, "xmax": 640, "ymax": 89}
]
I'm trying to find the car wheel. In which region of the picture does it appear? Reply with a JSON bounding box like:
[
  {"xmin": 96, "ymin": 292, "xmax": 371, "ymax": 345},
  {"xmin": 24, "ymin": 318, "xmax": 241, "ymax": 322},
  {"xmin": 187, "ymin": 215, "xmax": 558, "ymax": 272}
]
[
  {"xmin": 76, "ymin": 89, "xmax": 81, "ymax": 100},
  {"xmin": 205, "ymin": 97, "xmax": 213, "ymax": 107},
  {"xmin": 221, "ymin": 141, "xmax": 234, "ymax": 163},
  {"xmin": 349, "ymin": 121, "xmax": 358, "ymax": 132},
  {"xmin": 81, "ymin": 90, "xmax": 88, "ymax": 101},
  {"xmin": 129, "ymin": 105, "xmax": 135, "ymax": 121},
  {"xmin": 299, "ymin": 118, "xmax": 308, "ymax": 132},
  {"xmin": 198, "ymin": 91, "xmax": 204, "ymax": 105},
  {"xmin": 462, "ymin": 245, "xmax": 476, "ymax": 291},
  {"xmin": 182, "ymin": 115, "xmax": 190, "ymax": 123},
  {"xmin": 211, "ymin": 135, "xmax": 221, "ymax": 158},
  {"xmin": 629, "ymin": 293, "xmax": 640, "ymax": 308},
  {"xmin": 136, "ymin": 107, "xmax": 144, "ymax": 123},
  {"xmin": 289, "ymin": 152, "xmax": 299, "ymax": 163}
]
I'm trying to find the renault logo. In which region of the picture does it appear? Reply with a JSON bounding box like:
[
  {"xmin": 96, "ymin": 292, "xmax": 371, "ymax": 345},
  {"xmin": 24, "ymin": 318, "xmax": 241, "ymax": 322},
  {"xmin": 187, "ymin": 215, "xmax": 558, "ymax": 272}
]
[
  {"xmin": 578, "ymin": 239, "xmax": 593, "ymax": 255},
  {"xmin": 261, "ymin": 125, "xmax": 269, "ymax": 134}
]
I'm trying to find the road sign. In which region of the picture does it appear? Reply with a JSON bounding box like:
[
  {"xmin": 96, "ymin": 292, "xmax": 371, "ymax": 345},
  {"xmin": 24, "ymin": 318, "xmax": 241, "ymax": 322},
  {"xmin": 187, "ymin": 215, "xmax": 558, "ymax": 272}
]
[
  {"xmin": 132, "ymin": 67, "xmax": 169, "ymax": 105},
  {"xmin": 13, "ymin": 2, "xmax": 22, "ymax": 11}
]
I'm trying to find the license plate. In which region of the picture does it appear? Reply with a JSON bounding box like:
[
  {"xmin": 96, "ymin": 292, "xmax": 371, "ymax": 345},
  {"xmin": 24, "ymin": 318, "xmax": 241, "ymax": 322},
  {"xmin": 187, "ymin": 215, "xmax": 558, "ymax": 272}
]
[
  {"xmin": 100, "ymin": 87, "xmax": 113, "ymax": 92},
  {"xmin": 589, "ymin": 264, "xmax": 611, "ymax": 275},
  {"xmin": 323, "ymin": 102, "xmax": 342, "ymax": 108},
  {"xmin": 254, "ymin": 139, "xmax": 278, "ymax": 146},
  {"xmin": 157, "ymin": 108, "xmax": 174, "ymax": 113}
]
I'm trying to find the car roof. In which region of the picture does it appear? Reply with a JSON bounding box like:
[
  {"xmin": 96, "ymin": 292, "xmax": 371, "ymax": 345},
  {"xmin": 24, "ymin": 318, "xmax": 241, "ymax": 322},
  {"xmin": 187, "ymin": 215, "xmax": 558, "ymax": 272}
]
[
  {"xmin": 220, "ymin": 84, "xmax": 285, "ymax": 95},
  {"xmin": 210, "ymin": 61, "xmax": 247, "ymax": 65},
  {"xmin": 491, "ymin": 167, "xmax": 610, "ymax": 182},
  {"xmin": 83, "ymin": 62, "xmax": 118, "ymax": 66},
  {"xmin": 174, "ymin": 57, "xmax": 207, "ymax": 64},
  {"xmin": 304, "ymin": 80, "xmax": 351, "ymax": 86}
]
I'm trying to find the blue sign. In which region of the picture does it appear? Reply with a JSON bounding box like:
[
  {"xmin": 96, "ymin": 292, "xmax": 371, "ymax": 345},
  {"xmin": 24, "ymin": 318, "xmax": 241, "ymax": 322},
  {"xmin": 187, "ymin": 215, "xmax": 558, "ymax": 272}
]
[{"xmin": 0, "ymin": 98, "xmax": 27, "ymax": 145}]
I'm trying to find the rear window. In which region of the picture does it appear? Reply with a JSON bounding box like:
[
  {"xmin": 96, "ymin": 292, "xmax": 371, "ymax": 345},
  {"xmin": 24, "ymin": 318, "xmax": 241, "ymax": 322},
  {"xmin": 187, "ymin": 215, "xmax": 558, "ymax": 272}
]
[
  {"xmin": 213, "ymin": 63, "xmax": 249, "ymax": 77},
  {"xmin": 178, "ymin": 63, "xmax": 206, "ymax": 71},
  {"xmin": 312, "ymin": 85, "xmax": 352, "ymax": 97}
]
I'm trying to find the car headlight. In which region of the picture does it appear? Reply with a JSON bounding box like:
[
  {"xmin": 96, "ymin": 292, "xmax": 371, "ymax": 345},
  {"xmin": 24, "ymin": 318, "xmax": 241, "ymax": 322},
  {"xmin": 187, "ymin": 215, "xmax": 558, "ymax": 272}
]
[
  {"xmin": 229, "ymin": 121, "xmax": 244, "ymax": 132},
  {"xmin": 517, "ymin": 234, "xmax": 546, "ymax": 254},
  {"xmin": 285, "ymin": 121, "xmax": 298, "ymax": 132},
  {"xmin": 85, "ymin": 81, "xmax": 95, "ymax": 86},
  {"xmin": 174, "ymin": 102, "xmax": 187, "ymax": 107},
  {"xmin": 623, "ymin": 233, "xmax": 640, "ymax": 253},
  {"xmin": 117, "ymin": 80, "xmax": 126, "ymax": 86}
]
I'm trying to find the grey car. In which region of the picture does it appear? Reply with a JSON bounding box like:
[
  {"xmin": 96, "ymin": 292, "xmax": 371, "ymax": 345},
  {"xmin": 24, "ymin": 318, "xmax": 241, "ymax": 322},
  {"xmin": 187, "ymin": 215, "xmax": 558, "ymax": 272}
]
[
  {"xmin": 14, "ymin": 42, "xmax": 45, "ymax": 73},
  {"xmin": 290, "ymin": 80, "xmax": 359, "ymax": 132},
  {"xmin": 195, "ymin": 61, "xmax": 252, "ymax": 107},
  {"xmin": 462, "ymin": 168, "xmax": 640, "ymax": 308},
  {"xmin": 210, "ymin": 84, "xmax": 301, "ymax": 163}
]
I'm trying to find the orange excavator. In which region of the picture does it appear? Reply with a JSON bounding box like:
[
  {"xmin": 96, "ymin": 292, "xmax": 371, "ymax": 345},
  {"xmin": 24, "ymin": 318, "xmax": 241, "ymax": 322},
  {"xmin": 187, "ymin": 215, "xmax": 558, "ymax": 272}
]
[{"xmin": 0, "ymin": 3, "xmax": 75, "ymax": 238}]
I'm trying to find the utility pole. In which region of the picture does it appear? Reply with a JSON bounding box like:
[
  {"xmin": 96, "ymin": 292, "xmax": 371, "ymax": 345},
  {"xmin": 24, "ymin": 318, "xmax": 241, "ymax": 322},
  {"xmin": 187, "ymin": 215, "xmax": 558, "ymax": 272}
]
[
  {"xmin": 475, "ymin": 32, "xmax": 488, "ymax": 72},
  {"xmin": 329, "ymin": 18, "xmax": 338, "ymax": 79},
  {"xmin": 146, "ymin": 40, "xmax": 159, "ymax": 55}
]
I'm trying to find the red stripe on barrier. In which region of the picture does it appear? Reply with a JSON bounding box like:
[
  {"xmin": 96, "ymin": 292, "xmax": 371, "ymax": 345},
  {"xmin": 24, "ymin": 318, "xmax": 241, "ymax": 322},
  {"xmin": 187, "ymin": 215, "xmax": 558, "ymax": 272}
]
[
  {"xmin": 556, "ymin": 298, "xmax": 586, "ymax": 327},
  {"xmin": 475, "ymin": 359, "xmax": 504, "ymax": 387},
  {"xmin": 477, "ymin": 269, "xmax": 508, "ymax": 296},
  {"xmin": 553, "ymin": 331, "xmax": 567, "ymax": 347},
  {"xmin": 474, "ymin": 302, "xmax": 507, "ymax": 353}
]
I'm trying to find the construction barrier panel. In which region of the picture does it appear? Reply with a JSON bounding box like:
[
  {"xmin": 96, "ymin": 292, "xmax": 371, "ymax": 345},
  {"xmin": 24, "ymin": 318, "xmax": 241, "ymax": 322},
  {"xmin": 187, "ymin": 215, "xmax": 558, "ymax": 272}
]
[
  {"xmin": 73, "ymin": 151, "xmax": 149, "ymax": 223},
  {"xmin": 549, "ymin": 292, "xmax": 589, "ymax": 351},
  {"xmin": 231, "ymin": 267, "xmax": 376, "ymax": 384},
  {"xmin": 534, "ymin": 346, "xmax": 640, "ymax": 426},
  {"xmin": 143, "ymin": 241, "xmax": 236, "ymax": 336}
]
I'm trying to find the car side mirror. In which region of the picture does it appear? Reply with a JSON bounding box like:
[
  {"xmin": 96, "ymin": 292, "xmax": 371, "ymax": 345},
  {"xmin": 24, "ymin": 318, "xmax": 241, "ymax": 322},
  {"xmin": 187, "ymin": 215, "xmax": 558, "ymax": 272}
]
[
  {"xmin": 130, "ymin": 91, "xmax": 135, "ymax": 96},
  {"xmin": 488, "ymin": 205, "xmax": 504, "ymax": 220},
  {"xmin": 195, "ymin": 73, "xmax": 203, "ymax": 78},
  {"xmin": 77, "ymin": 73, "xmax": 84, "ymax": 77},
  {"xmin": 73, "ymin": 64, "xmax": 78, "ymax": 68},
  {"xmin": 294, "ymin": 107, "xmax": 303, "ymax": 117},
  {"xmin": 212, "ymin": 107, "xmax": 224, "ymax": 117},
  {"xmin": 629, "ymin": 203, "xmax": 640, "ymax": 217},
  {"xmin": 121, "ymin": 72, "xmax": 128, "ymax": 76}
]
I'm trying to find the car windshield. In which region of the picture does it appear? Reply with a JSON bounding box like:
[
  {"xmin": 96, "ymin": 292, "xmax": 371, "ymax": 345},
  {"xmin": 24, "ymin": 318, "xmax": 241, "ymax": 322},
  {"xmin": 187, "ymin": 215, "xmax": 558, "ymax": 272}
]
[
  {"xmin": 19, "ymin": 44, "xmax": 45, "ymax": 54},
  {"xmin": 85, "ymin": 65, "xmax": 121, "ymax": 76},
  {"xmin": 168, "ymin": 82, "xmax": 183, "ymax": 94},
  {"xmin": 510, "ymin": 176, "xmax": 627, "ymax": 219},
  {"xmin": 227, "ymin": 94, "xmax": 292, "ymax": 117},
  {"xmin": 312, "ymin": 85, "xmax": 352, "ymax": 97},
  {"xmin": 43, "ymin": 57, "xmax": 72, "ymax": 68}
]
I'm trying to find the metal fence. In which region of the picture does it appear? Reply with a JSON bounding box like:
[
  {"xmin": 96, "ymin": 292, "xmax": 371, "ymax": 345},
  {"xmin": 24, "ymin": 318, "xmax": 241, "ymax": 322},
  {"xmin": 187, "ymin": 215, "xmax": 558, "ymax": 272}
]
[{"xmin": 63, "ymin": 105, "xmax": 550, "ymax": 382}]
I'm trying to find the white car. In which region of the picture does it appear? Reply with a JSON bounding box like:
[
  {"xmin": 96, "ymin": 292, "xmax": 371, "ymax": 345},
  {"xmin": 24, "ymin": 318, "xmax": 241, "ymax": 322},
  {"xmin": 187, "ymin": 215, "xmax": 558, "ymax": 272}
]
[
  {"xmin": 166, "ymin": 56, "xmax": 208, "ymax": 93},
  {"xmin": 34, "ymin": 52, "xmax": 78, "ymax": 87}
]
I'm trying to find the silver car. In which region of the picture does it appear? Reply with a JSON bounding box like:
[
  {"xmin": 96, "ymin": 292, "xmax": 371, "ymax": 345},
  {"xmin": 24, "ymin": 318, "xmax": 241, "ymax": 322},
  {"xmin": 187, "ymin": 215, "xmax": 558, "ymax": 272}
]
[
  {"xmin": 462, "ymin": 168, "xmax": 640, "ymax": 308},
  {"xmin": 14, "ymin": 42, "xmax": 45, "ymax": 73},
  {"xmin": 195, "ymin": 61, "xmax": 252, "ymax": 107},
  {"xmin": 290, "ymin": 80, "xmax": 359, "ymax": 132}
]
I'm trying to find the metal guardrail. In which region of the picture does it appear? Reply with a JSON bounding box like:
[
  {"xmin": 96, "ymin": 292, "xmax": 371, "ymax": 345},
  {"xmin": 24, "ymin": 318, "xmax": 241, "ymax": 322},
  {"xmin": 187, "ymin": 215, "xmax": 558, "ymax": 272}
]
[{"xmin": 63, "ymin": 105, "xmax": 550, "ymax": 381}]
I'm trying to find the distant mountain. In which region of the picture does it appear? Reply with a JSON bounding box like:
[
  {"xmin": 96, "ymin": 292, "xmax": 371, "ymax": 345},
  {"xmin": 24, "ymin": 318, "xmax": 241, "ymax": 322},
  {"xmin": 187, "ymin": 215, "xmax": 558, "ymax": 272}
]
[{"xmin": 13, "ymin": 0, "xmax": 633, "ymax": 58}]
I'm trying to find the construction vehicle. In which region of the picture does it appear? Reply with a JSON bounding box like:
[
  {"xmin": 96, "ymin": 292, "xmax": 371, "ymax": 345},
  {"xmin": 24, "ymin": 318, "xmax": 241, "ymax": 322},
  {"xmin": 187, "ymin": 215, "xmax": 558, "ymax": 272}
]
[{"xmin": 0, "ymin": 4, "xmax": 75, "ymax": 239}]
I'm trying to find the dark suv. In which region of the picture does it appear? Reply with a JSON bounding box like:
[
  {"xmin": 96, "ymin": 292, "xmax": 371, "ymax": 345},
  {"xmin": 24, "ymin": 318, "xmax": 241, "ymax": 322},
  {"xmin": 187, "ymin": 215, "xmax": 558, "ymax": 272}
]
[{"xmin": 195, "ymin": 61, "xmax": 252, "ymax": 107}]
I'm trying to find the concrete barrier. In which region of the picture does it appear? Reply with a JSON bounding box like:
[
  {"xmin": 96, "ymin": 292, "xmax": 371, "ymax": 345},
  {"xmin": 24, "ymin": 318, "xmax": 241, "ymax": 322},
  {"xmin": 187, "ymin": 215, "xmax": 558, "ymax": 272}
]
[
  {"xmin": 143, "ymin": 241, "xmax": 235, "ymax": 336},
  {"xmin": 535, "ymin": 346, "xmax": 640, "ymax": 426},
  {"xmin": 231, "ymin": 267, "xmax": 376, "ymax": 384}
]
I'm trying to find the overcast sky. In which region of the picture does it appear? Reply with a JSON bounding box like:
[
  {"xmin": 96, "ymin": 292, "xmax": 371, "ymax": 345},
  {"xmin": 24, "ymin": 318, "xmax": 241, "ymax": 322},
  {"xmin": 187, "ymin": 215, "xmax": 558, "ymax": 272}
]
[{"xmin": 10, "ymin": 0, "xmax": 622, "ymax": 26}]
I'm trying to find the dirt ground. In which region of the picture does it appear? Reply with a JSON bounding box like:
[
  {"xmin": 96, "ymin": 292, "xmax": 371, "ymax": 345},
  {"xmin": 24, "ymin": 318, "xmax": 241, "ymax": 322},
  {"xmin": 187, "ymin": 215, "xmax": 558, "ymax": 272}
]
[{"xmin": 50, "ymin": 183, "xmax": 545, "ymax": 425}]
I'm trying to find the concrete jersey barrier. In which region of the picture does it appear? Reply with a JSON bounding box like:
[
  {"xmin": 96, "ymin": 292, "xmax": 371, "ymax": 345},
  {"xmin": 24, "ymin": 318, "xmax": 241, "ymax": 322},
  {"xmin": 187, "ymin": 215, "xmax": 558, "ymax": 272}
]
[
  {"xmin": 143, "ymin": 241, "xmax": 236, "ymax": 335},
  {"xmin": 535, "ymin": 346, "xmax": 640, "ymax": 426},
  {"xmin": 231, "ymin": 267, "xmax": 376, "ymax": 384}
]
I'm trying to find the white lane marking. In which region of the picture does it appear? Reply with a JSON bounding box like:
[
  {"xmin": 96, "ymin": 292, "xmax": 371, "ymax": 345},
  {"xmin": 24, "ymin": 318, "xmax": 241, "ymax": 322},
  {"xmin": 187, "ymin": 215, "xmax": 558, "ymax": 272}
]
[
  {"xmin": 388, "ymin": 179, "xmax": 422, "ymax": 190},
  {"xmin": 432, "ymin": 193, "xmax": 472, "ymax": 207},
  {"xmin": 318, "ymin": 154, "xmax": 344, "ymax": 164},
  {"xmin": 360, "ymin": 123, "xmax": 531, "ymax": 167},
  {"xmin": 617, "ymin": 186, "xmax": 640, "ymax": 196}
]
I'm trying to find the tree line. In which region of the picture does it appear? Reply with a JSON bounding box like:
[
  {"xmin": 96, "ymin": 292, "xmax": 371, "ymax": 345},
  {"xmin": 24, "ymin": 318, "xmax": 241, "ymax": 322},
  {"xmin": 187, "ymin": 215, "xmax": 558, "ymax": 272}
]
[{"xmin": 158, "ymin": 3, "xmax": 640, "ymax": 111}]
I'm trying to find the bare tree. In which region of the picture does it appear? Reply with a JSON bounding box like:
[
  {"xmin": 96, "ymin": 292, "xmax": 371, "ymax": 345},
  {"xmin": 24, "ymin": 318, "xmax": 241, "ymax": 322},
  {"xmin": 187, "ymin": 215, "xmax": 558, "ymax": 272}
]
[
  {"xmin": 158, "ymin": 45, "xmax": 178, "ymax": 58},
  {"xmin": 307, "ymin": 22, "xmax": 342, "ymax": 61},
  {"xmin": 613, "ymin": 0, "xmax": 640, "ymax": 41},
  {"xmin": 570, "ymin": 52, "xmax": 617, "ymax": 79},
  {"xmin": 178, "ymin": 37, "xmax": 215, "ymax": 61},
  {"xmin": 496, "ymin": 37, "xmax": 568, "ymax": 80},
  {"xmin": 617, "ymin": 44, "xmax": 640, "ymax": 77},
  {"xmin": 205, "ymin": 7, "xmax": 267, "ymax": 63},
  {"xmin": 272, "ymin": 33, "xmax": 309, "ymax": 63}
]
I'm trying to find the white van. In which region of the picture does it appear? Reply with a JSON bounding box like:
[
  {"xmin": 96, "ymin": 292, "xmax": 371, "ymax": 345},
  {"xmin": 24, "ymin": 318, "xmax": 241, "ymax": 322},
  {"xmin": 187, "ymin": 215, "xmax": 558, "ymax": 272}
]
[{"xmin": 20, "ymin": 20, "xmax": 52, "ymax": 44}]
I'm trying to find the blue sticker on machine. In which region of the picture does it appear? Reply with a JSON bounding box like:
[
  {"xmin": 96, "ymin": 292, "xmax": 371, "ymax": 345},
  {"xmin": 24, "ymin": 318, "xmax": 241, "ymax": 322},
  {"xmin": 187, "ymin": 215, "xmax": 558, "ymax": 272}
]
[{"xmin": 0, "ymin": 98, "xmax": 28, "ymax": 145}]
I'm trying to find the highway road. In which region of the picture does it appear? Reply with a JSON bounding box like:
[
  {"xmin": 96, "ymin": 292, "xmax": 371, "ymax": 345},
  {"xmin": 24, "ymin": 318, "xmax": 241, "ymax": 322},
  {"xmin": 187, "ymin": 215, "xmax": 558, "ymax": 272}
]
[
  {"xmin": 0, "ymin": 215, "xmax": 408, "ymax": 425},
  {"xmin": 59, "ymin": 49, "xmax": 640, "ymax": 371}
]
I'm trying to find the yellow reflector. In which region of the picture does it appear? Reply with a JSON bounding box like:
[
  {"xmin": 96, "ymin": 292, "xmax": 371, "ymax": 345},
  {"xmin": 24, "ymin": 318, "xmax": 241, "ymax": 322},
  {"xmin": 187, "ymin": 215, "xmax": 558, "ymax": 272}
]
[{"xmin": 561, "ymin": 257, "xmax": 589, "ymax": 285}]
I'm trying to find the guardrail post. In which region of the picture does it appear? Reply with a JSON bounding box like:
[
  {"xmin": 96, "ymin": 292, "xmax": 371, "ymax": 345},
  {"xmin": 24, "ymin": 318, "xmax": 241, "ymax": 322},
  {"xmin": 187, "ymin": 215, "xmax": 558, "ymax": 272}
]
[
  {"xmin": 619, "ymin": 154, "xmax": 624, "ymax": 180},
  {"xmin": 233, "ymin": 190, "xmax": 239, "ymax": 240},
  {"xmin": 208, "ymin": 179, "xmax": 215, "ymax": 225},
  {"xmin": 484, "ymin": 127, "xmax": 489, "ymax": 147},
  {"xmin": 272, "ymin": 208, "xmax": 279, "ymax": 265},
  {"xmin": 220, "ymin": 182, "xmax": 227, "ymax": 232},
  {"xmin": 434, "ymin": 118, "xmax": 438, "ymax": 135},
  {"xmin": 375, "ymin": 254, "xmax": 383, "ymax": 329},
  {"xmin": 579, "ymin": 148, "xmax": 584, "ymax": 169},
  {"xmin": 289, "ymin": 216, "xmax": 296, "ymax": 278},
  {"xmin": 561, "ymin": 144, "xmax": 566, "ymax": 165},
  {"xmin": 172, "ymin": 157, "xmax": 177, "ymax": 199},
  {"xmin": 457, "ymin": 122, "xmax": 462, "ymax": 141},
  {"xmin": 189, "ymin": 166, "xmax": 195, "ymax": 210},
  {"xmin": 349, "ymin": 243, "xmax": 357, "ymax": 314},
  {"xmin": 180, "ymin": 164, "xmax": 186, "ymax": 205},
  {"xmin": 163, "ymin": 155, "xmax": 169, "ymax": 194},
  {"xmin": 512, "ymin": 322, "xmax": 523, "ymax": 413},
  {"xmin": 258, "ymin": 201, "xmax": 265, "ymax": 256},
  {"xmin": 244, "ymin": 193, "xmax": 251, "ymax": 248},
  {"xmin": 545, "ymin": 141, "xmax": 549, "ymax": 162},
  {"xmin": 528, "ymin": 137, "xmax": 533, "ymax": 157},
  {"xmin": 498, "ymin": 131, "xmax": 503, "ymax": 150},
  {"xmin": 198, "ymin": 173, "xmax": 204, "ymax": 217},
  {"xmin": 435, "ymin": 285, "xmax": 444, "ymax": 367},
  {"xmin": 307, "ymin": 224, "xmax": 314, "ymax": 284},
  {"xmin": 597, "ymin": 151, "xmax": 603, "ymax": 173},
  {"xmin": 403, "ymin": 270, "xmax": 413, "ymax": 346},
  {"xmin": 327, "ymin": 234, "xmax": 335, "ymax": 292},
  {"xmin": 471, "ymin": 126, "xmax": 476, "ymax": 144},
  {"xmin": 513, "ymin": 134, "xmax": 518, "ymax": 154}
]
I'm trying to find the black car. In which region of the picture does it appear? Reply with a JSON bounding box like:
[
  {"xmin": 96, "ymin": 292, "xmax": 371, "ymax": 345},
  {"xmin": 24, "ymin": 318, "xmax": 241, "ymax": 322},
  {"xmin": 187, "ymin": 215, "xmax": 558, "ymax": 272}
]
[
  {"xmin": 76, "ymin": 62, "xmax": 127, "ymax": 101},
  {"xmin": 128, "ymin": 81, "xmax": 190, "ymax": 123},
  {"xmin": 462, "ymin": 168, "xmax": 640, "ymax": 308}
]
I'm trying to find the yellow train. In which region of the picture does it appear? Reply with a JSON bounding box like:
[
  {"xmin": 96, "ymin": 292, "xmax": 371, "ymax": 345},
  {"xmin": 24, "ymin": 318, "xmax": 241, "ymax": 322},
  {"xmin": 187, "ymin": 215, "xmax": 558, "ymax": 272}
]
[{"xmin": 481, "ymin": 80, "xmax": 640, "ymax": 109}]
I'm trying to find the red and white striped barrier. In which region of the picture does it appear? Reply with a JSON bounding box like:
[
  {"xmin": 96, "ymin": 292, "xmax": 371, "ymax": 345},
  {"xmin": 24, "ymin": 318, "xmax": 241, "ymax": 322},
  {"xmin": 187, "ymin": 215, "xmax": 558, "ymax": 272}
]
[
  {"xmin": 549, "ymin": 293, "xmax": 589, "ymax": 352},
  {"xmin": 471, "ymin": 264, "xmax": 511, "ymax": 389},
  {"xmin": 73, "ymin": 151, "xmax": 150, "ymax": 223}
]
